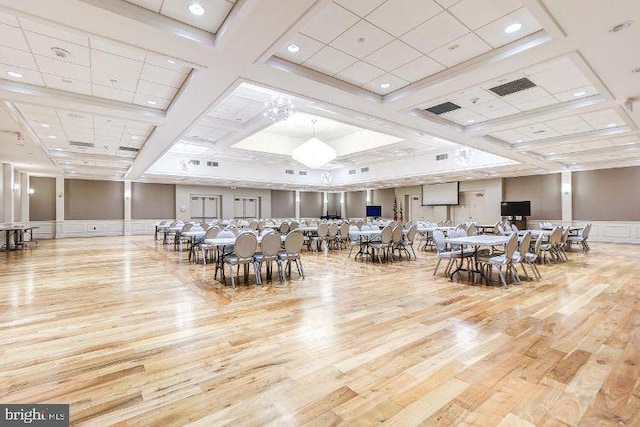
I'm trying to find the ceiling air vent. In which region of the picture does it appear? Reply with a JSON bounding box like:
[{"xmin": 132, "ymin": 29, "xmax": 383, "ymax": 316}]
[
  {"xmin": 118, "ymin": 146, "xmax": 139, "ymax": 152},
  {"xmin": 488, "ymin": 77, "xmax": 537, "ymax": 96},
  {"xmin": 188, "ymin": 159, "xmax": 200, "ymax": 165},
  {"xmin": 361, "ymin": 167, "xmax": 369, "ymax": 172},
  {"xmin": 206, "ymin": 161, "xmax": 218, "ymax": 167},
  {"xmin": 349, "ymin": 169, "xmax": 356, "ymax": 175},
  {"xmin": 298, "ymin": 171, "xmax": 307, "ymax": 176},
  {"xmin": 436, "ymin": 153, "xmax": 448, "ymax": 161},
  {"xmin": 285, "ymin": 169, "xmax": 294, "ymax": 175},
  {"xmin": 69, "ymin": 141, "xmax": 94, "ymax": 148},
  {"xmin": 425, "ymin": 102, "xmax": 461, "ymax": 115}
]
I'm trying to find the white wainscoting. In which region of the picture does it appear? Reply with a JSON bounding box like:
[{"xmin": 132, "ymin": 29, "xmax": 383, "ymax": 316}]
[
  {"xmin": 30, "ymin": 221, "xmax": 56, "ymax": 239},
  {"xmin": 130, "ymin": 220, "xmax": 164, "ymax": 235},
  {"xmin": 538, "ymin": 220, "xmax": 640, "ymax": 244},
  {"xmin": 63, "ymin": 220, "xmax": 125, "ymax": 237}
]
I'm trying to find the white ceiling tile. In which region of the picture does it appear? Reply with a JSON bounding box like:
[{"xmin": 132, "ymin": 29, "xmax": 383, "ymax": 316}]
[
  {"xmin": 516, "ymin": 123, "xmax": 561, "ymax": 140},
  {"xmin": 330, "ymin": 20, "xmax": 394, "ymax": 59},
  {"xmin": 25, "ymin": 32, "xmax": 90, "ymax": 67},
  {"xmin": 511, "ymin": 95, "xmax": 558, "ymax": 111},
  {"xmin": 364, "ymin": 40, "xmax": 422, "ymax": 72},
  {"xmin": 0, "ymin": 45, "xmax": 38, "ymax": 70},
  {"xmin": 92, "ymin": 84, "xmax": 135, "ymax": 103},
  {"xmin": 140, "ymin": 63, "xmax": 186, "ymax": 87},
  {"xmin": 144, "ymin": 53, "xmax": 191, "ymax": 74},
  {"xmin": 580, "ymin": 109, "xmax": 624, "ymax": 129},
  {"xmin": 528, "ymin": 62, "xmax": 592, "ymax": 94},
  {"xmin": 132, "ymin": 93, "xmax": 170, "ymax": 109},
  {"xmin": 475, "ymin": 7, "xmax": 543, "ymax": 48},
  {"xmin": 42, "ymin": 74, "xmax": 92, "ymax": 95},
  {"xmin": 468, "ymin": 98, "xmax": 520, "ymax": 118},
  {"xmin": 19, "ymin": 19, "xmax": 89, "ymax": 47},
  {"xmin": 275, "ymin": 33, "xmax": 324, "ymax": 64},
  {"xmin": 400, "ymin": 11, "xmax": 469, "ymax": 54},
  {"xmin": 434, "ymin": 0, "xmax": 462, "ymax": 8},
  {"xmin": 299, "ymin": 2, "xmax": 359, "ymax": 44},
  {"xmin": 554, "ymin": 85, "xmax": 598, "ymax": 102},
  {"xmin": 333, "ymin": 0, "xmax": 386, "ymax": 17},
  {"xmin": 136, "ymin": 79, "xmax": 178, "ymax": 100},
  {"xmin": 0, "ymin": 11, "xmax": 19, "ymax": 27},
  {"xmin": 427, "ymin": 32, "xmax": 491, "ymax": 67},
  {"xmin": 363, "ymin": 73, "xmax": 410, "ymax": 94},
  {"xmin": 392, "ymin": 55, "xmax": 445, "ymax": 82},
  {"xmin": 0, "ymin": 23, "xmax": 30, "ymax": 52},
  {"xmin": 500, "ymin": 86, "xmax": 550, "ymax": 104},
  {"xmin": 123, "ymin": 0, "xmax": 162, "ymax": 12},
  {"xmin": 90, "ymin": 38, "xmax": 146, "ymax": 62},
  {"xmin": 449, "ymin": 88, "xmax": 499, "ymax": 107},
  {"xmin": 0, "ymin": 63, "xmax": 44, "ymax": 86},
  {"xmin": 161, "ymin": 0, "xmax": 233, "ymax": 33},
  {"xmin": 448, "ymin": 0, "xmax": 521, "ymax": 30},
  {"xmin": 303, "ymin": 46, "xmax": 358, "ymax": 75},
  {"xmin": 95, "ymin": 115, "xmax": 126, "ymax": 128},
  {"xmin": 91, "ymin": 50, "xmax": 142, "ymax": 91},
  {"xmin": 34, "ymin": 56, "xmax": 91, "ymax": 82},
  {"xmin": 366, "ymin": 0, "xmax": 442, "ymax": 37},
  {"xmin": 335, "ymin": 60, "xmax": 385, "ymax": 86}
]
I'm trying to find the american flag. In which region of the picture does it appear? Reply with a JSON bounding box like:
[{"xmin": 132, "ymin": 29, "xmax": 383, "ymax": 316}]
[{"xmin": 393, "ymin": 196, "xmax": 398, "ymax": 221}]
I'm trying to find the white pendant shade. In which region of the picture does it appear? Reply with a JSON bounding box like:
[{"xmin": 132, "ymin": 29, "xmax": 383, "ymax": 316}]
[{"xmin": 292, "ymin": 137, "xmax": 337, "ymax": 169}]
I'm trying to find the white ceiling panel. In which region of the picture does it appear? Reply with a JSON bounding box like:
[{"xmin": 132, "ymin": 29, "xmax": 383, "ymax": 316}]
[
  {"xmin": 91, "ymin": 50, "xmax": 143, "ymax": 91},
  {"xmin": 92, "ymin": 84, "xmax": 135, "ymax": 103},
  {"xmin": 0, "ymin": 10, "xmax": 19, "ymax": 27},
  {"xmin": 0, "ymin": 45, "xmax": 38, "ymax": 70},
  {"xmin": 160, "ymin": 0, "xmax": 234, "ymax": 33},
  {"xmin": 0, "ymin": 63, "xmax": 44, "ymax": 86},
  {"xmin": 124, "ymin": 0, "xmax": 162, "ymax": 12},
  {"xmin": 303, "ymin": 46, "xmax": 358, "ymax": 76},
  {"xmin": 132, "ymin": 93, "xmax": 170, "ymax": 109},
  {"xmin": 363, "ymin": 73, "xmax": 410, "ymax": 95},
  {"xmin": 140, "ymin": 63, "xmax": 186, "ymax": 87},
  {"xmin": 366, "ymin": 0, "xmax": 443, "ymax": 37},
  {"xmin": 335, "ymin": 61, "xmax": 385, "ymax": 86},
  {"xmin": 364, "ymin": 40, "xmax": 422, "ymax": 72},
  {"xmin": 330, "ymin": 20, "xmax": 394, "ymax": 59},
  {"xmin": 400, "ymin": 12, "xmax": 469, "ymax": 55},
  {"xmin": 42, "ymin": 74, "xmax": 92, "ymax": 96},
  {"xmin": 333, "ymin": 0, "xmax": 386, "ymax": 17},
  {"xmin": 136, "ymin": 80, "xmax": 178, "ymax": 100},
  {"xmin": 427, "ymin": 32, "xmax": 491, "ymax": 67},
  {"xmin": 90, "ymin": 38, "xmax": 146, "ymax": 62},
  {"xmin": 0, "ymin": 23, "xmax": 30, "ymax": 52},
  {"xmin": 19, "ymin": 19, "xmax": 88, "ymax": 47},
  {"xmin": 449, "ymin": 0, "xmax": 521, "ymax": 30},
  {"xmin": 299, "ymin": 2, "xmax": 359, "ymax": 44},
  {"xmin": 475, "ymin": 8, "xmax": 543, "ymax": 48},
  {"xmin": 392, "ymin": 55, "xmax": 445, "ymax": 82},
  {"xmin": 25, "ymin": 32, "xmax": 91, "ymax": 66},
  {"xmin": 35, "ymin": 56, "xmax": 91, "ymax": 82},
  {"xmin": 275, "ymin": 33, "xmax": 324, "ymax": 64}
]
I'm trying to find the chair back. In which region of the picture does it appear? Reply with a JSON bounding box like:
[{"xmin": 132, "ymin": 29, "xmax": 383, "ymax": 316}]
[
  {"xmin": 249, "ymin": 220, "xmax": 259, "ymax": 231},
  {"xmin": 582, "ymin": 223, "xmax": 592, "ymax": 239},
  {"xmin": 560, "ymin": 226, "xmax": 570, "ymax": 244},
  {"xmin": 497, "ymin": 224, "xmax": 505, "ymax": 235},
  {"xmin": 532, "ymin": 232, "xmax": 544, "ymax": 256},
  {"xmin": 234, "ymin": 233, "xmax": 257, "ymax": 258},
  {"xmin": 260, "ymin": 228, "xmax": 274, "ymax": 237},
  {"xmin": 279, "ymin": 222, "xmax": 290, "ymax": 234},
  {"xmin": 380, "ymin": 226, "xmax": 393, "ymax": 244},
  {"xmin": 433, "ymin": 229, "xmax": 446, "ymax": 252},
  {"xmin": 260, "ymin": 232, "xmax": 281, "ymax": 257},
  {"xmin": 181, "ymin": 223, "xmax": 193, "ymax": 232},
  {"xmin": 316, "ymin": 223, "xmax": 329, "ymax": 237},
  {"xmin": 328, "ymin": 223, "xmax": 339, "ymax": 237},
  {"xmin": 284, "ymin": 231, "xmax": 304, "ymax": 255},
  {"xmin": 226, "ymin": 226, "xmax": 239, "ymax": 236},
  {"xmin": 511, "ymin": 224, "xmax": 518, "ymax": 232},
  {"xmin": 467, "ymin": 224, "xmax": 476, "ymax": 236},
  {"xmin": 505, "ymin": 233, "xmax": 518, "ymax": 259},
  {"xmin": 391, "ymin": 225, "xmax": 403, "ymax": 244},
  {"xmin": 406, "ymin": 225, "xmax": 417, "ymax": 242},
  {"xmin": 339, "ymin": 223, "xmax": 349, "ymax": 238},
  {"xmin": 217, "ymin": 230, "xmax": 235, "ymax": 239},
  {"xmin": 289, "ymin": 221, "xmax": 299, "ymax": 230},
  {"xmin": 205, "ymin": 227, "xmax": 219, "ymax": 239},
  {"xmin": 519, "ymin": 231, "xmax": 531, "ymax": 254},
  {"xmin": 549, "ymin": 226, "xmax": 562, "ymax": 245}
]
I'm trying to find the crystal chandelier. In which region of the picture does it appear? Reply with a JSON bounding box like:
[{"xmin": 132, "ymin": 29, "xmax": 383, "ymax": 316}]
[
  {"xmin": 264, "ymin": 95, "xmax": 293, "ymax": 122},
  {"xmin": 292, "ymin": 119, "xmax": 336, "ymax": 169}
]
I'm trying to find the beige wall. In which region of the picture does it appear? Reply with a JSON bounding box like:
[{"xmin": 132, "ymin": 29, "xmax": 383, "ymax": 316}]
[
  {"xmin": 372, "ymin": 188, "xmax": 395, "ymax": 218},
  {"xmin": 175, "ymin": 184, "xmax": 272, "ymax": 220},
  {"xmin": 131, "ymin": 182, "xmax": 175, "ymax": 220},
  {"xmin": 29, "ymin": 176, "xmax": 56, "ymax": 221},
  {"xmin": 573, "ymin": 167, "xmax": 640, "ymax": 221},
  {"xmin": 64, "ymin": 179, "xmax": 124, "ymax": 220},
  {"xmin": 503, "ymin": 174, "xmax": 561, "ymax": 220},
  {"xmin": 327, "ymin": 192, "xmax": 340, "ymax": 217},
  {"xmin": 345, "ymin": 190, "xmax": 366, "ymax": 218},
  {"xmin": 300, "ymin": 191, "xmax": 322, "ymax": 218},
  {"xmin": 271, "ymin": 190, "xmax": 295, "ymax": 218}
]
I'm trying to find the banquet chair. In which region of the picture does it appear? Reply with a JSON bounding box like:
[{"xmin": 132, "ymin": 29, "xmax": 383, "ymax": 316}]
[
  {"xmin": 567, "ymin": 223, "xmax": 591, "ymax": 253},
  {"xmin": 337, "ymin": 223, "xmax": 350, "ymax": 249},
  {"xmin": 480, "ymin": 233, "xmax": 520, "ymax": 288},
  {"xmin": 556, "ymin": 226, "xmax": 571, "ymax": 261},
  {"xmin": 347, "ymin": 225, "xmax": 361, "ymax": 258},
  {"xmin": 370, "ymin": 225, "xmax": 393, "ymax": 263},
  {"xmin": 327, "ymin": 223, "xmax": 339, "ymax": 250},
  {"xmin": 395, "ymin": 224, "xmax": 417, "ymax": 260},
  {"xmin": 390, "ymin": 225, "xmax": 404, "ymax": 261},
  {"xmin": 223, "ymin": 232, "xmax": 259, "ymax": 289},
  {"xmin": 433, "ymin": 229, "xmax": 459, "ymax": 277},
  {"xmin": 523, "ymin": 232, "xmax": 543, "ymax": 280},
  {"xmin": 197, "ymin": 227, "xmax": 220, "ymax": 264},
  {"xmin": 277, "ymin": 231, "xmax": 305, "ymax": 281},
  {"xmin": 253, "ymin": 230, "xmax": 282, "ymax": 283},
  {"xmin": 540, "ymin": 226, "xmax": 562, "ymax": 263},
  {"xmin": 311, "ymin": 223, "xmax": 329, "ymax": 251}
]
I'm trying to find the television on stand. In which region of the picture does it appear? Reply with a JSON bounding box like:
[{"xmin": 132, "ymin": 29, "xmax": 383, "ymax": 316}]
[
  {"xmin": 500, "ymin": 201, "xmax": 531, "ymax": 230},
  {"xmin": 366, "ymin": 205, "xmax": 382, "ymax": 218}
]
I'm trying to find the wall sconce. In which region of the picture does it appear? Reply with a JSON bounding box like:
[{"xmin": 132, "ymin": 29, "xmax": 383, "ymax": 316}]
[
  {"xmin": 561, "ymin": 183, "xmax": 571, "ymax": 195},
  {"xmin": 28, "ymin": 188, "xmax": 35, "ymax": 195},
  {"xmin": 124, "ymin": 190, "xmax": 131, "ymax": 200},
  {"xmin": 13, "ymin": 183, "xmax": 19, "ymax": 192}
]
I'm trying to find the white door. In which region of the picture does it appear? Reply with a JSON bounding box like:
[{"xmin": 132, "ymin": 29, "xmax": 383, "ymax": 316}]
[
  {"xmin": 410, "ymin": 196, "xmax": 421, "ymax": 221},
  {"xmin": 233, "ymin": 198, "xmax": 245, "ymax": 219},
  {"xmin": 190, "ymin": 196, "xmax": 204, "ymax": 221},
  {"xmin": 245, "ymin": 198, "xmax": 258, "ymax": 218}
]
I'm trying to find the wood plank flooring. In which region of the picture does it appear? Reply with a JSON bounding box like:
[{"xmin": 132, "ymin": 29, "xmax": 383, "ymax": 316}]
[{"xmin": 1, "ymin": 236, "xmax": 639, "ymax": 426}]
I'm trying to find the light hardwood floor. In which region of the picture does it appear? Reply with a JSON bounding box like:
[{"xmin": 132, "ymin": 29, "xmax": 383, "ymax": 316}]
[{"xmin": 1, "ymin": 236, "xmax": 639, "ymax": 426}]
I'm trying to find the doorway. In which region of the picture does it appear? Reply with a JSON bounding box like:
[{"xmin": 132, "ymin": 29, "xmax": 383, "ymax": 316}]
[
  {"xmin": 233, "ymin": 197, "xmax": 259, "ymax": 219},
  {"xmin": 190, "ymin": 195, "xmax": 221, "ymax": 222}
]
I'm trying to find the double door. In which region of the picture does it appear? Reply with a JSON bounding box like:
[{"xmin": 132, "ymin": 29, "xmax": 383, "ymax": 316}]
[
  {"xmin": 190, "ymin": 195, "xmax": 220, "ymax": 222},
  {"xmin": 234, "ymin": 197, "xmax": 259, "ymax": 219}
]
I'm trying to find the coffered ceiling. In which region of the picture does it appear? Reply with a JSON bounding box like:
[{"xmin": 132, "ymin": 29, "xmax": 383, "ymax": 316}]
[{"xmin": 0, "ymin": 0, "xmax": 638, "ymax": 190}]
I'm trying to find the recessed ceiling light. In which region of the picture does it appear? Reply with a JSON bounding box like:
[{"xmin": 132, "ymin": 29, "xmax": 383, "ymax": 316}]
[
  {"xmin": 167, "ymin": 59, "xmax": 176, "ymax": 64},
  {"xmin": 48, "ymin": 135, "xmax": 56, "ymax": 139},
  {"xmin": 41, "ymin": 123, "xmax": 50, "ymax": 128},
  {"xmin": 379, "ymin": 82, "xmax": 391, "ymax": 89},
  {"xmin": 609, "ymin": 20, "xmax": 633, "ymax": 33},
  {"xmin": 146, "ymin": 100, "xmax": 157, "ymax": 105},
  {"xmin": 516, "ymin": 139, "xmax": 523, "ymax": 143},
  {"xmin": 287, "ymin": 43, "xmax": 300, "ymax": 53},
  {"xmin": 188, "ymin": 3, "xmax": 205, "ymax": 16},
  {"xmin": 606, "ymin": 123, "xmax": 617, "ymax": 128},
  {"xmin": 573, "ymin": 91, "xmax": 587, "ymax": 97},
  {"xmin": 131, "ymin": 135, "xmax": 139, "ymax": 140},
  {"xmin": 504, "ymin": 23, "xmax": 522, "ymax": 34},
  {"xmin": 467, "ymin": 119, "xmax": 475, "ymax": 123},
  {"xmin": 7, "ymin": 71, "xmax": 23, "ymax": 78}
]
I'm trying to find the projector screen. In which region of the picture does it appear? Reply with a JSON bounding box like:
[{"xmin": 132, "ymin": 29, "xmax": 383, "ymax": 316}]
[{"xmin": 422, "ymin": 182, "xmax": 460, "ymax": 206}]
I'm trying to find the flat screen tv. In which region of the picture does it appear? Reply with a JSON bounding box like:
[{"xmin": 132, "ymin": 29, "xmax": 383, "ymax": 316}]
[
  {"xmin": 501, "ymin": 201, "xmax": 531, "ymax": 217},
  {"xmin": 421, "ymin": 182, "xmax": 460, "ymax": 206},
  {"xmin": 366, "ymin": 205, "xmax": 382, "ymax": 217}
]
